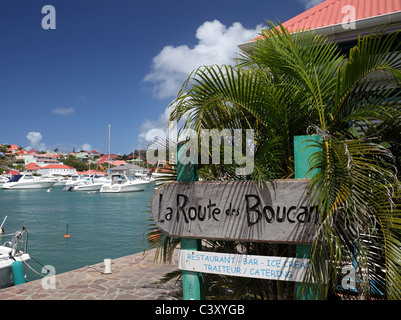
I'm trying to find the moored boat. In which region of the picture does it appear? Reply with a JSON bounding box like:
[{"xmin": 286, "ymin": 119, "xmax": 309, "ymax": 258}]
[
  {"xmin": 71, "ymin": 180, "xmax": 105, "ymax": 192},
  {"xmin": 0, "ymin": 227, "xmax": 30, "ymax": 288},
  {"xmin": 100, "ymin": 174, "xmax": 149, "ymax": 193},
  {"xmin": 64, "ymin": 175, "xmax": 109, "ymax": 192},
  {"xmin": 2, "ymin": 173, "xmax": 56, "ymax": 189}
]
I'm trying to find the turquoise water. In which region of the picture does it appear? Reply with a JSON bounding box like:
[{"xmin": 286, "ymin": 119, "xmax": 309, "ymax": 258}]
[{"xmin": 0, "ymin": 185, "xmax": 155, "ymax": 281}]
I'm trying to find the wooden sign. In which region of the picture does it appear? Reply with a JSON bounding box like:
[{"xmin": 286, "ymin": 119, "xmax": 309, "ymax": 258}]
[
  {"xmin": 178, "ymin": 250, "xmax": 312, "ymax": 282},
  {"xmin": 151, "ymin": 180, "xmax": 319, "ymax": 244}
]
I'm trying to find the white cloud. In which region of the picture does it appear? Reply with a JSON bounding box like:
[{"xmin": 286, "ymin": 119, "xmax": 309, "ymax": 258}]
[
  {"xmin": 81, "ymin": 143, "xmax": 92, "ymax": 152},
  {"xmin": 26, "ymin": 132, "xmax": 42, "ymax": 146},
  {"xmin": 297, "ymin": 0, "xmax": 324, "ymax": 9},
  {"xmin": 26, "ymin": 131, "xmax": 47, "ymax": 151},
  {"xmin": 51, "ymin": 107, "xmax": 75, "ymax": 115},
  {"xmin": 140, "ymin": 20, "xmax": 263, "ymax": 147},
  {"xmin": 143, "ymin": 20, "xmax": 263, "ymax": 100},
  {"xmin": 138, "ymin": 105, "xmax": 172, "ymax": 145}
]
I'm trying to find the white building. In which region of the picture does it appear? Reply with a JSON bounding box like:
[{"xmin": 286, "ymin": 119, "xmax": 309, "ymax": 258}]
[
  {"xmin": 110, "ymin": 163, "xmax": 147, "ymax": 175},
  {"xmin": 37, "ymin": 164, "xmax": 76, "ymax": 176},
  {"xmin": 24, "ymin": 153, "xmax": 61, "ymax": 166}
]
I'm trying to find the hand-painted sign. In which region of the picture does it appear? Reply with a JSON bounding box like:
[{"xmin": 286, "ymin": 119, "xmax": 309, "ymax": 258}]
[
  {"xmin": 151, "ymin": 180, "xmax": 319, "ymax": 244},
  {"xmin": 178, "ymin": 250, "xmax": 312, "ymax": 282}
]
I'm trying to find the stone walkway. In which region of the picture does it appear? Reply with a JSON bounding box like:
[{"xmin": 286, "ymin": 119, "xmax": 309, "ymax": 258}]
[{"xmin": 0, "ymin": 249, "xmax": 182, "ymax": 300}]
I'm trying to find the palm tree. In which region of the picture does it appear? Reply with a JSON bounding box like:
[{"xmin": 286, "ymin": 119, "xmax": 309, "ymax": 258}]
[{"xmin": 149, "ymin": 22, "xmax": 401, "ymax": 299}]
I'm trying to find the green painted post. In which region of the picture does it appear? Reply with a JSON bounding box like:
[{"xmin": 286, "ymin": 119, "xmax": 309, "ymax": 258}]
[
  {"xmin": 11, "ymin": 261, "xmax": 26, "ymax": 285},
  {"xmin": 294, "ymin": 135, "xmax": 321, "ymax": 180},
  {"xmin": 294, "ymin": 135, "xmax": 323, "ymax": 300},
  {"xmin": 177, "ymin": 143, "xmax": 204, "ymax": 300}
]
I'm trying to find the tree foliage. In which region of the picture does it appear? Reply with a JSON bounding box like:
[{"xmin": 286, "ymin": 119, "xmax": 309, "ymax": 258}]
[{"xmin": 146, "ymin": 22, "xmax": 401, "ymax": 299}]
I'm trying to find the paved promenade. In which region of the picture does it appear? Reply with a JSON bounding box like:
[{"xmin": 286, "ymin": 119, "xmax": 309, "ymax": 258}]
[{"xmin": 0, "ymin": 249, "xmax": 182, "ymax": 300}]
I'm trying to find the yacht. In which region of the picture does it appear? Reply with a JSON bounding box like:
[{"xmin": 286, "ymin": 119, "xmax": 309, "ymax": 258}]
[
  {"xmin": 100, "ymin": 174, "xmax": 149, "ymax": 193},
  {"xmin": 63, "ymin": 175, "xmax": 85, "ymax": 187},
  {"xmin": 0, "ymin": 227, "xmax": 30, "ymax": 288},
  {"xmin": 65, "ymin": 175, "xmax": 109, "ymax": 192},
  {"xmin": 71, "ymin": 181, "xmax": 104, "ymax": 192},
  {"xmin": 2, "ymin": 173, "xmax": 56, "ymax": 189},
  {"xmin": 71, "ymin": 177, "xmax": 109, "ymax": 192}
]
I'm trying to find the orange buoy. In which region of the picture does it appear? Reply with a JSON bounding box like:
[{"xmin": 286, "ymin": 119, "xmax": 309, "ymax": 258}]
[{"xmin": 64, "ymin": 224, "xmax": 71, "ymax": 238}]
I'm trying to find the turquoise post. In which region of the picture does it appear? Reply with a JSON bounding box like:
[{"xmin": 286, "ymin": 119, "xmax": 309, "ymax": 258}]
[
  {"xmin": 177, "ymin": 143, "xmax": 204, "ymax": 300},
  {"xmin": 294, "ymin": 135, "xmax": 324, "ymax": 300},
  {"xmin": 11, "ymin": 261, "xmax": 25, "ymax": 285}
]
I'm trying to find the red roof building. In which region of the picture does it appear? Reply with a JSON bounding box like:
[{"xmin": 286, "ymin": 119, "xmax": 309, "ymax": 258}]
[
  {"xmin": 24, "ymin": 153, "xmax": 61, "ymax": 166},
  {"xmin": 40, "ymin": 164, "xmax": 74, "ymax": 169},
  {"xmin": 96, "ymin": 154, "xmax": 118, "ymax": 164},
  {"xmin": 25, "ymin": 163, "xmax": 41, "ymax": 171},
  {"xmin": 279, "ymin": 0, "xmax": 400, "ymax": 34},
  {"xmin": 112, "ymin": 160, "xmax": 128, "ymax": 166},
  {"xmin": 239, "ymin": 0, "xmax": 401, "ymax": 51},
  {"xmin": 7, "ymin": 145, "xmax": 19, "ymax": 153},
  {"xmin": 37, "ymin": 164, "xmax": 77, "ymax": 176},
  {"xmin": 83, "ymin": 169, "xmax": 106, "ymax": 176}
]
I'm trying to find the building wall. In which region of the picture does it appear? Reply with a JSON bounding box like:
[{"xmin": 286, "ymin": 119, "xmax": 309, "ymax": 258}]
[{"xmin": 37, "ymin": 168, "xmax": 77, "ymax": 176}]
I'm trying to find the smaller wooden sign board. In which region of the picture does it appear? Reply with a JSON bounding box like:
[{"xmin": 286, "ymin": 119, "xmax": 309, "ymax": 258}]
[{"xmin": 179, "ymin": 250, "xmax": 312, "ymax": 282}]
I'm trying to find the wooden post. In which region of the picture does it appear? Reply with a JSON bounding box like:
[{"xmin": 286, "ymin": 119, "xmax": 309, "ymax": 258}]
[
  {"xmin": 294, "ymin": 135, "xmax": 324, "ymax": 300},
  {"xmin": 177, "ymin": 143, "xmax": 204, "ymax": 300}
]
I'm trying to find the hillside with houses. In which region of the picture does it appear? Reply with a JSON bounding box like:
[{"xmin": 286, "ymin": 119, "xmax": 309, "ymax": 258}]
[{"xmin": 0, "ymin": 144, "xmax": 153, "ymax": 177}]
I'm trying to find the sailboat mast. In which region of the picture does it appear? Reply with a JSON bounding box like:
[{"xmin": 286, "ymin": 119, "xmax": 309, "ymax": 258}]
[{"xmin": 108, "ymin": 123, "xmax": 111, "ymax": 174}]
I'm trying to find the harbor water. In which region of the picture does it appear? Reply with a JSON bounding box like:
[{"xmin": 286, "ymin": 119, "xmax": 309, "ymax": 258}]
[{"xmin": 0, "ymin": 184, "xmax": 155, "ymax": 282}]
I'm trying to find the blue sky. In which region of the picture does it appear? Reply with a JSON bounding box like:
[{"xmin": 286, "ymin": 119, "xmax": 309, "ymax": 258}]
[{"xmin": 0, "ymin": 0, "xmax": 322, "ymax": 155}]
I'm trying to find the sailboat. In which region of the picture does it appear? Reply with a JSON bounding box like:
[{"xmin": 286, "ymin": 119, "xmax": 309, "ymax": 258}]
[{"xmin": 99, "ymin": 124, "xmax": 150, "ymax": 193}]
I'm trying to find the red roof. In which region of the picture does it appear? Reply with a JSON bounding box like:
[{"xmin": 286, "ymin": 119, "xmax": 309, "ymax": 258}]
[
  {"xmin": 83, "ymin": 169, "xmax": 106, "ymax": 175},
  {"xmin": 96, "ymin": 154, "xmax": 118, "ymax": 164},
  {"xmin": 40, "ymin": 164, "xmax": 75, "ymax": 169},
  {"xmin": 252, "ymin": 0, "xmax": 401, "ymax": 41},
  {"xmin": 112, "ymin": 160, "xmax": 128, "ymax": 166},
  {"xmin": 25, "ymin": 163, "xmax": 41, "ymax": 170},
  {"xmin": 8, "ymin": 145, "xmax": 19, "ymax": 152}
]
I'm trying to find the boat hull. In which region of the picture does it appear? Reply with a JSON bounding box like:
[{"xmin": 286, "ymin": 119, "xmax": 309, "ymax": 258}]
[
  {"xmin": 100, "ymin": 181, "xmax": 149, "ymax": 193},
  {"xmin": 72, "ymin": 183, "xmax": 104, "ymax": 192},
  {"xmin": 0, "ymin": 251, "xmax": 30, "ymax": 288},
  {"xmin": 2, "ymin": 181, "xmax": 55, "ymax": 189}
]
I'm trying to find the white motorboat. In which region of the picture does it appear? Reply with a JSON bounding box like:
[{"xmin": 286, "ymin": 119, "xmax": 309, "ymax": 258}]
[
  {"xmin": 63, "ymin": 175, "xmax": 86, "ymax": 187},
  {"xmin": 2, "ymin": 173, "xmax": 56, "ymax": 189},
  {"xmin": 100, "ymin": 174, "xmax": 150, "ymax": 193},
  {"xmin": 64, "ymin": 175, "xmax": 109, "ymax": 192},
  {"xmin": 0, "ymin": 228, "xmax": 30, "ymax": 288},
  {"xmin": 71, "ymin": 180, "xmax": 105, "ymax": 192}
]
